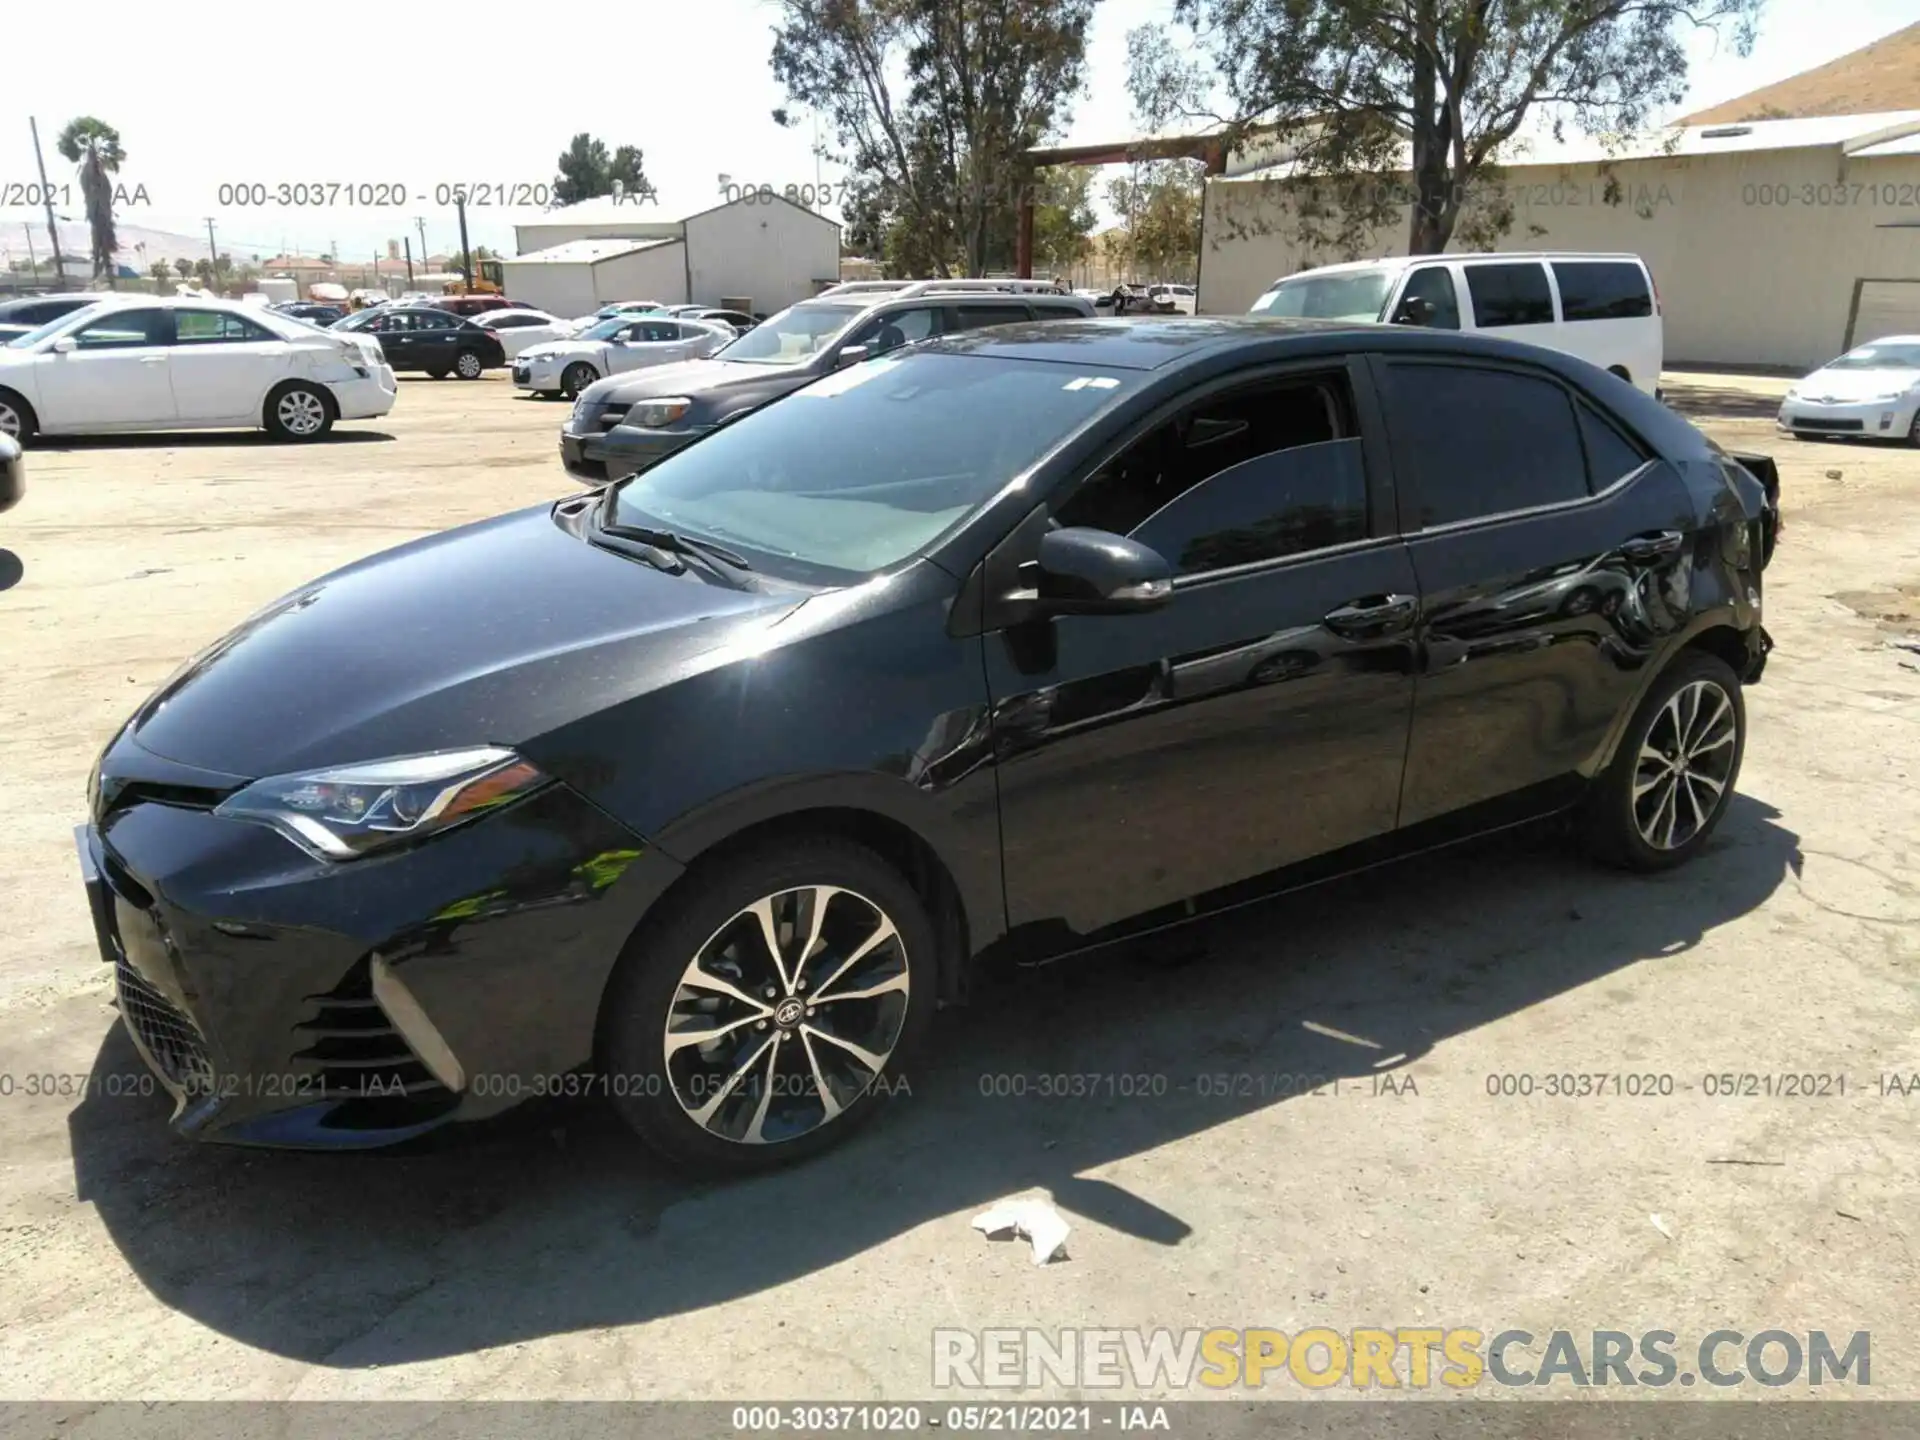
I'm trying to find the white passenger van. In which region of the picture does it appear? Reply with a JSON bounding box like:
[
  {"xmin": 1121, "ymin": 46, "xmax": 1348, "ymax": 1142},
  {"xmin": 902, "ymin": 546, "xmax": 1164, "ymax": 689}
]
[{"xmin": 1249, "ymin": 252, "xmax": 1663, "ymax": 395}]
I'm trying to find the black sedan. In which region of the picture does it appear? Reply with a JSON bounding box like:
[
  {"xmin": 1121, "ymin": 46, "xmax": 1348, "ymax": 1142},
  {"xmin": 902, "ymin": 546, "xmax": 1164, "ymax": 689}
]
[
  {"xmin": 330, "ymin": 305, "xmax": 507, "ymax": 379},
  {"xmin": 78, "ymin": 318, "xmax": 1776, "ymax": 1173},
  {"xmin": 273, "ymin": 302, "xmax": 349, "ymax": 327}
]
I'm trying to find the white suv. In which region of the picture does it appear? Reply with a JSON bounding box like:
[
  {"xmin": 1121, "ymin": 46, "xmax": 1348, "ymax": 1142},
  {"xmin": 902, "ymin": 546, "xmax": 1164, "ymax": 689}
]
[{"xmin": 1250, "ymin": 252, "xmax": 1663, "ymax": 394}]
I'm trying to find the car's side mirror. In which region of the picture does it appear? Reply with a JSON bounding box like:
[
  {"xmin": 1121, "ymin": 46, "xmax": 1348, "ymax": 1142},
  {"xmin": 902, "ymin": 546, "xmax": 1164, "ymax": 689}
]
[
  {"xmin": 1031, "ymin": 527, "xmax": 1173, "ymax": 614},
  {"xmin": 50, "ymin": 336, "xmax": 77, "ymax": 353},
  {"xmin": 835, "ymin": 343, "xmax": 872, "ymax": 369}
]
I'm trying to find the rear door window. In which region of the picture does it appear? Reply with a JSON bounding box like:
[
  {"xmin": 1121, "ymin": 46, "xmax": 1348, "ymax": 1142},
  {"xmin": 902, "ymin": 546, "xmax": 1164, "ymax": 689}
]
[
  {"xmin": 1552, "ymin": 261, "xmax": 1653, "ymax": 320},
  {"xmin": 1464, "ymin": 263, "xmax": 1555, "ymax": 328},
  {"xmin": 1384, "ymin": 362, "xmax": 1588, "ymax": 526},
  {"xmin": 948, "ymin": 303, "xmax": 1034, "ymax": 331}
]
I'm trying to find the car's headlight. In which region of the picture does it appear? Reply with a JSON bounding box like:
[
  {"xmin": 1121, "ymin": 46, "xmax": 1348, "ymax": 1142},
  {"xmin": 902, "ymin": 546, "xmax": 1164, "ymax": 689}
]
[
  {"xmin": 627, "ymin": 397, "xmax": 692, "ymax": 428},
  {"xmin": 1783, "ymin": 388, "xmax": 1800, "ymax": 402},
  {"xmin": 214, "ymin": 747, "xmax": 546, "ymax": 861},
  {"xmin": 1868, "ymin": 388, "xmax": 1911, "ymax": 402}
]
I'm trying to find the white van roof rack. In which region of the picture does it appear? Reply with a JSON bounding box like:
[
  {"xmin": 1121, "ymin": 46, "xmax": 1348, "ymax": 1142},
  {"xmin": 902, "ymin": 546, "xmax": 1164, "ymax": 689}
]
[{"xmin": 817, "ymin": 277, "xmax": 1070, "ymax": 299}]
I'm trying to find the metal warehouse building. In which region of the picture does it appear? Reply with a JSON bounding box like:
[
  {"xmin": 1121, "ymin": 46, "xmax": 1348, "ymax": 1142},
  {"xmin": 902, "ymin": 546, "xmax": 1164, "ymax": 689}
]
[
  {"xmin": 1199, "ymin": 109, "xmax": 1920, "ymax": 370},
  {"xmin": 502, "ymin": 193, "xmax": 841, "ymax": 319}
]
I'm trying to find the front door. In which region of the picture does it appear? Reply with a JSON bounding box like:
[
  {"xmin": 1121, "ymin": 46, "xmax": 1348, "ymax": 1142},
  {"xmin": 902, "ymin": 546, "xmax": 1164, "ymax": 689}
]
[
  {"xmin": 34, "ymin": 307, "xmax": 178, "ymax": 429},
  {"xmin": 1375, "ymin": 355, "xmax": 1699, "ymax": 826},
  {"xmin": 985, "ymin": 360, "xmax": 1419, "ymax": 940},
  {"xmin": 166, "ymin": 308, "xmax": 288, "ymax": 422}
]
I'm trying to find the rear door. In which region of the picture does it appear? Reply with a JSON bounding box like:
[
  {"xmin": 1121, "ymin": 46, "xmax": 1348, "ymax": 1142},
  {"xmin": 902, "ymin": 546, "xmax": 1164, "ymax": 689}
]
[
  {"xmin": 1460, "ymin": 261, "xmax": 1557, "ymax": 348},
  {"xmin": 1375, "ymin": 354, "xmax": 1697, "ymax": 826},
  {"xmin": 412, "ymin": 309, "xmax": 463, "ymax": 369},
  {"xmin": 985, "ymin": 358, "xmax": 1419, "ymax": 937},
  {"xmin": 34, "ymin": 307, "xmax": 178, "ymax": 429},
  {"xmin": 167, "ymin": 308, "xmax": 289, "ymax": 422}
]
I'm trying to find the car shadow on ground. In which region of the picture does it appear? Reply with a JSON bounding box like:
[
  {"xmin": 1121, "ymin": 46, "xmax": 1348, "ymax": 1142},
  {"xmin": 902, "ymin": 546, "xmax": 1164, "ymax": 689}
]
[
  {"xmin": 68, "ymin": 798, "xmax": 1800, "ymax": 1367},
  {"xmin": 1659, "ymin": 385, "xmax": 1788, "ymax": 423},
  {"xmin": 0, "ymin": 549, "xmax": 22, "ymax": 593},
  {"xmin": 34, "ymin": 430, "xmax": 395, "ymax": 452}
]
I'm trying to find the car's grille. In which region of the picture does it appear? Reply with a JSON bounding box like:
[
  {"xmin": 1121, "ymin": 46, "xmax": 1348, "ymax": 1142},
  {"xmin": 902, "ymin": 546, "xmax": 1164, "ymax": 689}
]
[
  {"xmin": 293, "ymin": 958, "xmax": 448, "ymax": 1101},
  {"xmin": 1790, "ymin": 417, "xmax": 1863, "ymax": 432},
  {"xmin": 116, "ymin": 957, "xmax": 215, "ymax": 1096},
  {"xmin": 512, "ymin": 365, "xmax": 529, "ymax": 383}
]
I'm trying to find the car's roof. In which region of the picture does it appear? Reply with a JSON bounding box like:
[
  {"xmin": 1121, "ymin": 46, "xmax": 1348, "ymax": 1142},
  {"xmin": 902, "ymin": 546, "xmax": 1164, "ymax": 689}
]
[
  {"xmin": 1847, "ymin": 334, "xmax": 1920, "ymax": 347},
  {"xmin": 918, "ymin": 315, "xmax": 1374, "ymax": 369},
  {"xmin": 1276, "ymin": 251, "xmax": 1649, "ymax": 281}
]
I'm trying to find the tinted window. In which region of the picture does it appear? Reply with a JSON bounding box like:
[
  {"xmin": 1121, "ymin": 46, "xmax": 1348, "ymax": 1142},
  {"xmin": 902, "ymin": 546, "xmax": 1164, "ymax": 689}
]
[
  {"xmin": 1386, "ymin": 363, "xmax": 1587, "ymax": 525},
  {"xmin": 849, "ymin": 306, "xmax": 940, "ymax": 354},
  {"xmin": 1552, "ymin": 262, "xmax": 1651, "ymax": 321},
  {"xmin": 72, "ymin": 309, "xmax": 168, "ymax": 348},
  {"xmin": 489, "ymin": 314, "xmax": 538, "ymax": 328},
  {"xmin": 416, "ymin": 311, "xmax": 459, "ymax": 330},
  {"xmin": 639, "ymin": 322, "xmax": 679, "ymax": 342},
  {"xmin": 1577, "ymin": 401, "xmax": 1650, "ymax": 489},
  {"xmin": 1058, "ymin": 373, "xmax": 1364, "ymax": 574},
  {"xmin": 1030, "ymin": 300, "xmax": 1088, "ymax": 320},
  {"xmin": 173, "ymin": 310, "xmax": 275, "ymax": 343},
  {"xmin": 1464, "ymin": 263, "xmax": 1554, "ymax": 327},
  {"xmin": 612, "ymin": 353, "xmax": 1141, "ymax": 579},
  {"xmin": 1390, "ymin": 266, "xmax": 1459, "ymax": 329},
  {"xmin": 949, "ymin": 303, "xmax": 1032, "ymax": 331}
]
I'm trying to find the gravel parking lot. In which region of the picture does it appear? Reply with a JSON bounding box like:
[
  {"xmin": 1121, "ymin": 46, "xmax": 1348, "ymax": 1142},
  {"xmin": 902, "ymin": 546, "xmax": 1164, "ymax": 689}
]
[{"xmin": 1, "ymin": 371, "xmax": 1917, "ymax": 1401}]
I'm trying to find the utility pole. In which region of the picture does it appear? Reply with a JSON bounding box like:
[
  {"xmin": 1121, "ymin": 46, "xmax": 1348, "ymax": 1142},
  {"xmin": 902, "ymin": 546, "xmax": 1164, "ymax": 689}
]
[
  {"xmin": 403, "ymin": 235, "xmax": 414, "ymax": 286},
  {"xmin": 415, "ymin": 216, "xmax": 427, "ymax": 268},
  {"xmin": 29, "ymin": 118, "xmax": 67, "ymax": 282},
  {"xmin": 22, "ymin": 222, "xmax": 37, "ymax": 279},
  {"xmin": 454, "ymin": 190, "xmax": 473, "ymax": 291},
  {"xmin": 204, "ymin": 219, "xmax": 219, "ymax": 285}
]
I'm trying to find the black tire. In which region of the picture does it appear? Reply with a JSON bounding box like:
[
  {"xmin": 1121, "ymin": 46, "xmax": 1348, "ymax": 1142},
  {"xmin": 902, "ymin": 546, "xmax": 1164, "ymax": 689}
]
[
  {"xmin": 0, "ymin": 388, "xmax": 37, "ymax": 445},
  {"xmin": 453, "ymin": 349, "xmax": 485, "ymax": 380},
  {"xmin": 601, "ymin": 837, "xmax": 935, "ymax": 1176},
  {"xmin": 561, "ymin": 362, "xmax": 598, "ymax": 400},
  {"xmin": 1606, "ymin": 365, "xmax": 1631, "ymax": 385},
  {"xmin": 425, "ymin": 368, "xmax": 450, "ymax": 380},
  {"xmin": 1581, "ymin": 650, "xmax": 1745, "ymax": 871},
  {"xmin": 262, "ymin": 382, "xmax": 335, "ymax": 442},
  {"xmin": 1907, "ymin": 410, "xmax": 1920, "ymax": 448}
]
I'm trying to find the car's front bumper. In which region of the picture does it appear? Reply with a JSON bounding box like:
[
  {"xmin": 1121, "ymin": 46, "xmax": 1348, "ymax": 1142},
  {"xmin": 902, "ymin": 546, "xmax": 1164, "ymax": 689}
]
[
  {"xmin": 332, "ymin": 367, "xmax": 398, "ymax": 421},
  {"xmin": 514, "ymin": 362, "xmax": 564, "ymax": 393},
  {"xmin": 560, "ymin": 423, "xmax": 706, "ymax": 485},
  {"xmin": 1777, "ymin": 395, "xmax": 1917, "ymax": 439},
  {"xmin": 76, "ymin": 742, "xmax": 683, "ymax": 1149}
]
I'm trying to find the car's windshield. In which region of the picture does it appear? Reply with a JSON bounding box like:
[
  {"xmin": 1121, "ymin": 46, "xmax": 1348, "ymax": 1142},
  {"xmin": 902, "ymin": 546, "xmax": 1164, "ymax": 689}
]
[
  {"xmin": 6, "ymin": 306, "xmax": 103, "ymax": 348},
  {"xmin": 610, "ymin": 351, "xmax": 1142, "ymax": 580},
  {"xmin": 1824, "ymin": 342, "xmax": 1920, "ymax": 371},
  {"xmin": 1250, "ymin": 270, "xmax": 1393, "ymax": 322},
  {"xmin": 714, "ymin": 303, "xmax": 862, "ymax": 363}
]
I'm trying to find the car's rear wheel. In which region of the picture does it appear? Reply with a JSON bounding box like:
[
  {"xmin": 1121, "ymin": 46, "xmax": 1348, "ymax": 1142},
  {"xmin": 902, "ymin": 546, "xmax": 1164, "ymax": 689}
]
[
  {"xmin": 1581, "ymin": 650, "xmax": 1745, "ymax": 871},
  {"xmin": 0, "ymin": 389, "xmax": 36, "ymax": 445},
  {"xmin": 263, "ymin": 382, "xmax": 334, "ymax": 442},
  {"xmin": 601, "ymin": 838, "xmax": 934, "ymax": 1175},
  {"xmin": 454, "ymin": 350, "xmax": 485, "ymax": 380},
  {"xmin": 561, "ymin": 362, "xmax": 598, "ymax": 399}
]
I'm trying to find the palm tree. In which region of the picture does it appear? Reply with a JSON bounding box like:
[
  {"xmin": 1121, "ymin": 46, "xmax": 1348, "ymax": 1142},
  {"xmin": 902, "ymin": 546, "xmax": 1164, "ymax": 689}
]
[{"xmin": 55, "ymin": 117, "xmax": 125, "ymax": 287}]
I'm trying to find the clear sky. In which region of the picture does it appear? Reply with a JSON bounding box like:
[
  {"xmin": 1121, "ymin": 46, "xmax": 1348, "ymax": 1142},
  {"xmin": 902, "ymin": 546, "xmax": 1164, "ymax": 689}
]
[{"xmin": 1, "ymin": 0, "xmax": 1914, "ymax": 266}]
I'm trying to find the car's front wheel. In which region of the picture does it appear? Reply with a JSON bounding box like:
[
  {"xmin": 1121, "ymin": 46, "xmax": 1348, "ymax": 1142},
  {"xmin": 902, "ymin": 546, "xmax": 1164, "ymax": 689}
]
[
  {"xmin": 1582, "ymin": 650, "xmax": 1746, "ymax": 870},
  {"xmin": 263, "ymin": 382, "xmax": 334, "ymax": 442},
  {"xmin": 1907, "ymin": 409, "xmax": 1920, "ymax": 448},
  {"xmin": 561, "ymin": 362, "xmax": 598, "ymax": 399},
  {"xmin": 0, "ymin": 389, "xmax": 36, "ymax": 445},
  {"xmin": 601, "ymin": 838, "xmax": 934, "ymax": 1175}
]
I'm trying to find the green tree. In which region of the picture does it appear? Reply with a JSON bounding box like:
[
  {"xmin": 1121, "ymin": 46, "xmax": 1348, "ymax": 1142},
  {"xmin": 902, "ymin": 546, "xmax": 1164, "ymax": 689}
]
[
  {"xmin": 172, "ymin": 257, "xmax": 192, "ymax": 279},
  {"xmin": 1129, "ymin": 0, "xmax": 1764, "ymax": 256},
  {"xmin": 1106, "ymin": 160, "xmax": 1202, "ymax": 281},
  {"xmin": 192, "ymin": 258, "xmax": 213, "ymax": 284},
  {"xmin": 771, "ymin": 0, "xmax": 1097, "ymax": 277},
  {"xmin": 1031, "ymin": 167, "xmax": 1098, "ymax": 278},
  {"xmin": 148, "ymin": 259, "xmax": 171, "ymax": 290},
  {"xmin": 55, "ymin": 117, "xmax": 125, "ymax": 286},
  {"xmin": 553, "ymin": 134, "xmax": 655, "ymax": 206}
]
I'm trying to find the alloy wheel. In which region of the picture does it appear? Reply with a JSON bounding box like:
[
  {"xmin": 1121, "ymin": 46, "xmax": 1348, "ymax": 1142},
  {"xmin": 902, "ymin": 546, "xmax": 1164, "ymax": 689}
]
[
  {"xmin": 0, "ymin": 401, "xmax": 20, "ymax": 438},
  {"xmin": 1631, "ymin": 678, "xmax": 1738, "ymax": 850},
  {"xmin": 663, "ymin": 885, "xmax": 910, "ymax": 1146},
  {"xmin": 277, "ymin": 389, "xmax": 326, "ymax": 436},
  {"xmin": 456, "ymin": 351, "xmax": 484, "ymax": 379}
]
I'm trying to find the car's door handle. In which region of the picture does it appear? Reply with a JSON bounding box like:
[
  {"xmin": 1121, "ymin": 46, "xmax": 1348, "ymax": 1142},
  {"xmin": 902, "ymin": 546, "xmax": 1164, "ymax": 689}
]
[
  {"xmin": 140, "ymin": 355, "xmax": 168, "ymax": 364},
  {"xmin": 1619, "ymin": 529, "xmax": 1685, "ymax": 562},
  {"xmin": 1323, "ymin": 593, "xmax": 1418, "ymax": 636}
]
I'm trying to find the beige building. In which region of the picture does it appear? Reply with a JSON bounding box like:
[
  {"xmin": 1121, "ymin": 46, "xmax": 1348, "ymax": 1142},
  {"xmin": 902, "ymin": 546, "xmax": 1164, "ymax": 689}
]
[{"xmin": 1198, "ymin": 110, "xmax": 1920, "ymax": 369}]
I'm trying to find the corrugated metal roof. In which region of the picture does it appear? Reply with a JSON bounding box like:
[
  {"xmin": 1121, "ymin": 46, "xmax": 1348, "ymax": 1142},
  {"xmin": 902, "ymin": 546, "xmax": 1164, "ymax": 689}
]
[
  {"xmin": 502, "ymin": 237, "xmax": 682, "ymax": 265},
  {"xmin": 1223, "ymin": 110, "xmax": 1920, "ymax": 183}
]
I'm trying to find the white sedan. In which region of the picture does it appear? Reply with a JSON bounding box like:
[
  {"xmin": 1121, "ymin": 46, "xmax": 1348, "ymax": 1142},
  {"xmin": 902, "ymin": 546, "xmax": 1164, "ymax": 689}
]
[
  {"xmin": 0, "ymin": 296, "xmax": 394, "ymax": 443},
  {"xmin": 467, "ymin": 307, "xmax": 578, "ymax": 359},
  {"xmin": 512, "ymin": 315, "xmax": 733, "ymax": 399},
  {"xmin": 1778, "ymin": 336, "xmax": 1920, "ymax": 446}
]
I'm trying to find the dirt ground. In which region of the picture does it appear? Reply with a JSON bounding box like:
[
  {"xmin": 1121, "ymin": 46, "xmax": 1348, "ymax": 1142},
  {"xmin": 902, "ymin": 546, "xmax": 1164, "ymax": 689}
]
[{"xmin": 1, "ymin": 371, "xmax": 1917, "ymax": 1402}]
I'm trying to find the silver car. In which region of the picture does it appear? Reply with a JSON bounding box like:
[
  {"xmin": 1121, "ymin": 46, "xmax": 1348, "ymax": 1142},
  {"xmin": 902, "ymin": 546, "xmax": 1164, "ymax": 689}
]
[{"xmin": 1778, "ymin": 336, "xmax": 1920, "ymax": 446}]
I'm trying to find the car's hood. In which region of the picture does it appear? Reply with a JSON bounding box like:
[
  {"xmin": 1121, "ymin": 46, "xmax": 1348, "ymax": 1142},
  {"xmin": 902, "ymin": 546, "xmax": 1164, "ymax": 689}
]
[
  {"xmin": 521, "ymin": 340, "xmax": 603, "ymax": 363},
  {"xmin": 1795, "ymin": 367, "xmax": 1920, "ymax": 400},
  {"xmin": 125, "ymin": 503, "xmax": 800, "ymax": 779},
  {"xmin": 586, "ymin": 357, "xmax": 808, "ymax": 405}
]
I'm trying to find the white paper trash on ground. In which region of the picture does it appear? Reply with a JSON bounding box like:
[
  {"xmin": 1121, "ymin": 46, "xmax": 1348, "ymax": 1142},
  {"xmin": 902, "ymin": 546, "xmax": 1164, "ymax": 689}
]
[{"xmin": 973, "ymin": 1197, "xmax": 1071, "ymax": 1264}]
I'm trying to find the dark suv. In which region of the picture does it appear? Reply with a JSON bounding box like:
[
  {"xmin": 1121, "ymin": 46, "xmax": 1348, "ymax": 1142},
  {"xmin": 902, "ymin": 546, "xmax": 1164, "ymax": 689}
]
[
  {"xmin": 560, "ymin": 286, "xmax": 1097, "ymax": 483},
  {"xmin": 0, "ymin": 292, "xmax": 106, "ymax": 344}
]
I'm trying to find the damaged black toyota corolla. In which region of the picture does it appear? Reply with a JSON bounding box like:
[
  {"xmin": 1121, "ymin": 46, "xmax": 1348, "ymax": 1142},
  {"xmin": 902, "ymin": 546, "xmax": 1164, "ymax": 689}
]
[{"xmin": 78, "ymin": 318, "xmax": 1778, "ymax": 1174}]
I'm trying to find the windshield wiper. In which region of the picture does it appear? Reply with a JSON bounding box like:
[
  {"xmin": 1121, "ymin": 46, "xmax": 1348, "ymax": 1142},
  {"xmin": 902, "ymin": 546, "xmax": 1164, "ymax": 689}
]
[{"xmin": 594, "ymin": 492, "xmax": 754, "ymax": 573}]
